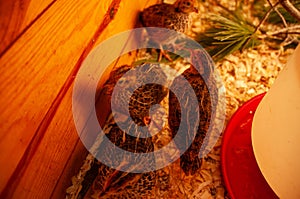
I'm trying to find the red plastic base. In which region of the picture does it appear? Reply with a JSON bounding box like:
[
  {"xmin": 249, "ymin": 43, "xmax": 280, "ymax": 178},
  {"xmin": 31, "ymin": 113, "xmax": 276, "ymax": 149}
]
[{"xmin": 221, "ymin": 93, "xmax": 278, "ymax": 199}]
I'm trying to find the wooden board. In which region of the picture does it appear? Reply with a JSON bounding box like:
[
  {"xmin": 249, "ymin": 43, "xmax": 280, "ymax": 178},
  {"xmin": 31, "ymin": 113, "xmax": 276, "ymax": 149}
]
[
  {"xmin": 0, "ymin": 0, "xmax": 158, "ymax": 198},
  {"xmin": 0, "ymin": 0, "xmax": 55, "ymax": 55}
]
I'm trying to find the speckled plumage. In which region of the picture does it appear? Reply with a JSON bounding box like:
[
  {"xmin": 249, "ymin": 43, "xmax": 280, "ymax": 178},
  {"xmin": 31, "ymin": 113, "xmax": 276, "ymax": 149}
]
[
  {"xmin": 77, "ymin": 63, "xmax": 170, "ymax": 198},
  {"xmin": 140, "ymin": 0, "xmax": 198, "ymax": 61},
  {"xmin": 140, "ymin": 0, "xmax": 198, "ymax": 33},
  {"xmin": 103, "ymin": 63, "xmax": 168, "ymax": 126},
  {"xmin": 168, "ymin": 50, "xmax": 218, "ymax": 176},
  {"xmin": 87, "ymin": 115, "xmax": 156, "ymax": 198}
]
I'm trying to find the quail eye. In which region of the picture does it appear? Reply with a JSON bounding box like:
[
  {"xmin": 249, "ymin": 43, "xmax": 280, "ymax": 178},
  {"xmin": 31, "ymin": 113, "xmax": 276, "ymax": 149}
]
[
  {"xmin": 186, "ymin": 2, "xmax": 191, "ymax": 6},
  {"xmin": 118, "ymin": 79, "xmax": 124, "ymax": 84}
]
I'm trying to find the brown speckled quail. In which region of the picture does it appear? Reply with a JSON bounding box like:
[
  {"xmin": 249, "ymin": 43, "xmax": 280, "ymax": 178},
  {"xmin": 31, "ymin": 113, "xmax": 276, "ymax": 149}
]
[
  {"xmin": 75, "ymin": 63, "xmax": 170, "ymax": 198},
  {"xmin": 141, "ymin": 0, "xmax": 198, "ymax": 32},
  {"xmin": 87, "ymin": 115, "xmax": 157, "ymax": 198},
  {"xmin": 103, "ymin": 63, "xmax": 168, "ymax": 126},
  {"xmin": 140, "ymin": 0, "xmax": 198, "ymax": 61},
  {"xmin": 168, "ymin": 49, "xmax": 218, "ymax": 176}
]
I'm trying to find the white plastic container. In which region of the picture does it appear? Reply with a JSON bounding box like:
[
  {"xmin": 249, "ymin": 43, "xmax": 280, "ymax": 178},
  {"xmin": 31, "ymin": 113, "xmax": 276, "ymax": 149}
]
[{"xmin": 252, "ymin": 45, "xmax": 300, "ymax": 199}]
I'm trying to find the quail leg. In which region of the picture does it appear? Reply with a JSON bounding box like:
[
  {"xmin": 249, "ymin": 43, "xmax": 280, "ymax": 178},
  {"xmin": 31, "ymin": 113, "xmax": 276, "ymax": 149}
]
[{"xmin": 158, "ymin": 44, "xmax": 173, "ymax": 62}]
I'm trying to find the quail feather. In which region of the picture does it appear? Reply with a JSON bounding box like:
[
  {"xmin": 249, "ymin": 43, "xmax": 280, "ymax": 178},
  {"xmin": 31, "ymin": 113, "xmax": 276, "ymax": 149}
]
[
  {"xmin": 140, "ymin": 0, "xmax": 199, "ymax": 61},
  {"xmin": 103, "ymin": 63, "xmax": 168, "ymax": 126},
  {"xmin": 168, "ymin": 49, "xmax": 218, "ymax": 176},
  {"xmin": 76, "ymin": 63, "xmax": 170, "ymax": 198}
]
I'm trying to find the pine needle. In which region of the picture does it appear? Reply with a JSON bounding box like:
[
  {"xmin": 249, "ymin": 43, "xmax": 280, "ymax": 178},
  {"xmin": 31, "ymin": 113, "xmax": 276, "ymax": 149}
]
[
  {"xmin": 253, "ymin": 0, "xmax": 300, "ymax": 24},
  {"xmin": 196, "ymin": 13, "xmax": 260, "ymax": 62}
]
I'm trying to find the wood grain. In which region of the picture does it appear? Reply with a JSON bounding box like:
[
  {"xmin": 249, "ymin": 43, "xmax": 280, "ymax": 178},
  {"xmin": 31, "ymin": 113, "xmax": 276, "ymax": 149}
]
[
  {"xmin": 0, "ymin": 0, "xmax": 112, "ymax": 194},
  {"xmin": 50, "ymin": 140, "xmax": 88, "ymax": 199},
  {"xmin": 0, "ymin": 0, "xmax": 158, "ymax": 198},
  {"xmin": 0, "ymin": 0, "xmax": 55, "ymax": 55},
  {"xmin": 10, "ymin": 86, "xmax": 83, "ymax": 199}
]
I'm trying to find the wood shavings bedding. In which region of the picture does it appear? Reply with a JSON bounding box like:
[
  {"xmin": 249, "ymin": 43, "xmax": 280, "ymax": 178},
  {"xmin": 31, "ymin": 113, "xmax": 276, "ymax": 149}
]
[
  {"xmin": 66, "ymin": 0, "xmax": 295, "ymax": 194},
  {"xmin": 217, "ymin": 45, "xmax": 294, "ymax": 121},
  {"xmin": 66, "ymin": 44, "xmax": 294, "ymax": 198}
]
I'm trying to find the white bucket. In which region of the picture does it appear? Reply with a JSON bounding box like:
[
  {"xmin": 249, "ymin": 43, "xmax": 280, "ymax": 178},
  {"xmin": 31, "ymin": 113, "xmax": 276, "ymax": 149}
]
[{"xmin": 252, "ymin": 45, "xmax": 300, "ymax": 199}]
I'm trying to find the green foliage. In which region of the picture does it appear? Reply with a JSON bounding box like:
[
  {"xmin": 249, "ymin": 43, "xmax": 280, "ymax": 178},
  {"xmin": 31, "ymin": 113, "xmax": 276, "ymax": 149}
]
[
  {"xmin": 196, "ymin": 13, "xmax": 260, "ymax": 62},
  {"xmin": 133, "ymin": 49, "xmax": 180, "ymax": 66},
  {"xmin": 253, "ymin": 0, "xmax": 300, "ymax": 24},
  {"xmin": 195, "ymin": 0, "xmax": 300, "ymax": 62}
]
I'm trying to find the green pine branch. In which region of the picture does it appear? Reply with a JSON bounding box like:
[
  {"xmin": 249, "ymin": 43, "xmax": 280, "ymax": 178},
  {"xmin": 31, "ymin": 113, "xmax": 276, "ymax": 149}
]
[
  {"xmin": 253, "ymin": 0, "xmax": 300, "ymax": 24},
  {"xmin": 196, "ymin": 13, "xmax": 260, "ymax": 62},
  {"xmin": 195, "ymin": 0, "xmax": 300, "ymax": 62}
]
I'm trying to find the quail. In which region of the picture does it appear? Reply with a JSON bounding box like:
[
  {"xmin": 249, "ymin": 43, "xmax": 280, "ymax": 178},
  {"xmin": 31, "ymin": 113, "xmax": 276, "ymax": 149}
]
[
  {"xmin": 168, "ymin": 49, "xmax": 218, "ymax": 176},
  {"xmin": 75, "ymin": 63, "xmax": 170, "ymax": 198},
  {"xmin": 103, "ymin": 63, "xmax": 168, "ymax": 126},
  {"xmin": 87, "ymin": 115, "xmax": 157, "ymax": 198},
  {"xmin": 140, "ymin": 0, "xmax": 198, "ymax": 61}
]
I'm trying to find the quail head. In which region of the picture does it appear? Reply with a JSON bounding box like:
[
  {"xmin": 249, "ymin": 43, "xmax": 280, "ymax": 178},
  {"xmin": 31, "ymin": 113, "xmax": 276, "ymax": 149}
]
[
  {"xmin": 140, "ymin": 0, "xmax": 199, "ymax": 61},
  {"xmin": 140, "ymin": 0, "xmax": 198, "ymax": 32}
]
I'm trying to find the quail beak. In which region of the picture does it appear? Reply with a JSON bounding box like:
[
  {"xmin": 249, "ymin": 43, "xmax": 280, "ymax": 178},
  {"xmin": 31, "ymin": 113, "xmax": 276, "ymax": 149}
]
[
  {"xmin": 143, "ymin": 116, "xmax": 151, "ymax": 126},
  {"xmin": 193, "ymin": 7, "xmax": 199, "ymax": 13}
]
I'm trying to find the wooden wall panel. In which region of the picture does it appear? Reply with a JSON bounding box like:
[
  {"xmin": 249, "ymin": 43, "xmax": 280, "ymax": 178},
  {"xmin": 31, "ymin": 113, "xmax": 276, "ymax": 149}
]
[
  {"xmin": 0, "ymin": 0, "xmax": 55, "ymax": 55},
  {"xmin": 0, "ymin": 0, "xmax": 158, "ymax": 198},
  {"xmin": 0, "ymin": 0, "xmax": 112, "ymax": 195},
  {"xmin": 50, "ymin": 53, "xmax": 137, "ymax": 199}
]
